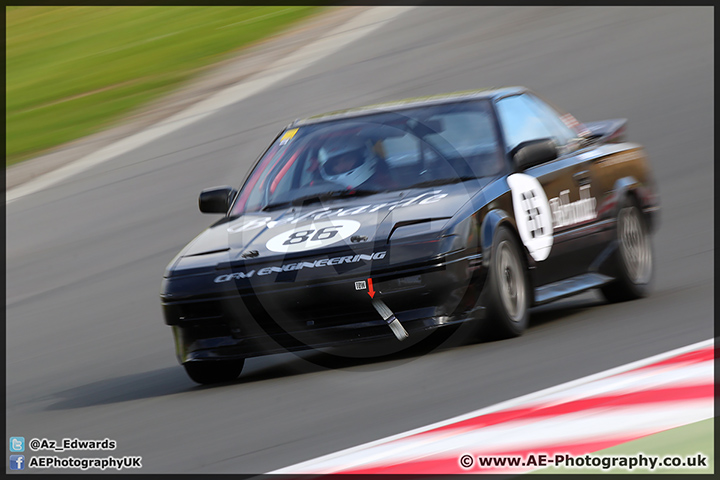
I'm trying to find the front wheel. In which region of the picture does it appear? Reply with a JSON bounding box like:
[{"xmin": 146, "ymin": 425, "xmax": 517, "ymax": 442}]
[
  {"xmin": 183, "ymin": 359, "xmax": 245, "ymax": 385},
  {"xmin": 601, "ymin": 197, "xmax": 653, "ymax": 303},
  {"xmin": 483, "ymin": 227, "xmax": 530, "ymax": 339}
]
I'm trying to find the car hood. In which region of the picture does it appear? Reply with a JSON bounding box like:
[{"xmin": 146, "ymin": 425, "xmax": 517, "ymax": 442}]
[{"xmin": 170, "ymin": 180, "xmax": 491, "ymax": 275}]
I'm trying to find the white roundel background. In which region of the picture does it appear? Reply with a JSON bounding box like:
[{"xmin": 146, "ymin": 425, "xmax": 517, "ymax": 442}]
[
  {"xmin": 266, "ymin": 219, "xmax": 361, "ymax": 253},
  {"xmin": 507, "ymin": 173, "xmax": 554, "ymax": 261}
]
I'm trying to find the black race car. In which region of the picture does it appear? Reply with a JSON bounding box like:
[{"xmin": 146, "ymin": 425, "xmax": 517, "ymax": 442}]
[{"xmin": 161, "ymin": 87, "xmax": 659, "ymax": 384}]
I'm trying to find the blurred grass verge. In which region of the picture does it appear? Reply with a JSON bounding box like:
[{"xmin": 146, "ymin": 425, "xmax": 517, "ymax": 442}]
[
  {"xmin": 532, "ymin": 418, "xmax": 714, "ymax": 474},
  {"xmin": 6, "ymin": 6, "xmax": 321, "ymax": 166}
]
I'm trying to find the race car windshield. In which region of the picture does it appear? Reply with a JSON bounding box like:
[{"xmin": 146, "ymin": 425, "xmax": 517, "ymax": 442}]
[{"xmin": 232, "ymin": 99, "xmax": 503, "ymax": 215}]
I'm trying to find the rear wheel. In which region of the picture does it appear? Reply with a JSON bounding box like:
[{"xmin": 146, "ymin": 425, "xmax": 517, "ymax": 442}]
[
  {"xmin": 484, "ymin": 227, "xmax": 530, "ymax": 339},
  {"xmin": 183, "ymin": 359, "xmax": 245, "ymax": 385},
  {"xmin": 601, "ymin": 197, "xmax": 653, "ymax": 302}
]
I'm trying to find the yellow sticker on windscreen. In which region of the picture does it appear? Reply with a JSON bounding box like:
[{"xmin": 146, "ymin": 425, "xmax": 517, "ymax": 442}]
[{"xmin": 279, "ymin": 128, "xmax": 298, "ymax": 145}]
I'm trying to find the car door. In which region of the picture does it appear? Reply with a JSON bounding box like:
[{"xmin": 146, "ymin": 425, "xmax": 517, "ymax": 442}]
[{"xmin": 495, "ymin": 93, "xmax": 602, "ymax": 285}]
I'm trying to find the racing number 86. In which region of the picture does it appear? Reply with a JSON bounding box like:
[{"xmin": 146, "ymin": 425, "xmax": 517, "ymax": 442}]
[{"xmin": 283, "ymin": 226, "xmax": 340, "ymax": 245}]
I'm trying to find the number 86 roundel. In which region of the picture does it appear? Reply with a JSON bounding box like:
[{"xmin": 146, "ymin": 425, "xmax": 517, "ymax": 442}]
[{"xmin": 265, "ymin": 219, "xmax": 361, "ymax": 253}]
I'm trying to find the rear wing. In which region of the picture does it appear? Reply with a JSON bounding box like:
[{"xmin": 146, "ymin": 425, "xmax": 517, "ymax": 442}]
[{"xmin": 582, "ymin": 118, "xmax": 628, "ymax": 144}]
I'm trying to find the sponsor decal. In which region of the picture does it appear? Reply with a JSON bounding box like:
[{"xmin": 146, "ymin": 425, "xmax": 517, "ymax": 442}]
[
  {"xmin": 213, "ymin": 251, "xmax": 387, "ymax": 283},
  {"xmin": 355, "ymin": 280, "xmax": 367, "ymax": 290},
  {"xmin": 549, "ymin": 185, "xmax": 597, "ymax": 228},
  {"xmin": 508, "ymin": 174, "xmax": 598, "ymax": 261},
  {"xmin": 597, "ymin": 149, "xmax": 645, "ymax": 167},
  {"xmin": 227, "ymin": 216, "xmax": 274, "ymax": 233},
  {"xmin": 266, "ymin": 219, "xmax": 361, "ymax": 253},
  {"xmin": 560, "ymin": 113, "xmax": 591, "ymax": 137},
  {"xmin": 279, "ymin": 128, "xmax": 298, "ymax": 145},
  {"xmin": 226, "ymin": 190, "xmax": 448, "ymax": 233},
  {"xmin": 507, "ymin": 174, "xmax": 554, "ymax": 261}
]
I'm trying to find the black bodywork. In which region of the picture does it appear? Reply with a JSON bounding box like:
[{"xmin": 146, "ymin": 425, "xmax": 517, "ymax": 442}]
[{"xmin": 161, "ymin": 87, "xmax": 659, "ymax": 368}]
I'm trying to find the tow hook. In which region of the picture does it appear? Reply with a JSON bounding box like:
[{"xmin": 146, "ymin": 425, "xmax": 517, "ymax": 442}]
[{"xmin": 371, "ymin": 298, "xmax": 409, "ymax": 341}]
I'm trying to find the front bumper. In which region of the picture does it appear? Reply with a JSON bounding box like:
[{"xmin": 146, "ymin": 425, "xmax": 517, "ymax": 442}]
[{"xmin": 163, "ymin": 251, "xmax": 486, "ymax": 363}]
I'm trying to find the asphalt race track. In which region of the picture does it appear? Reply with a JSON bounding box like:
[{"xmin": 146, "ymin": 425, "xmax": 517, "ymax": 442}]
[{"xmin": 6, "ymin": 7, "xmax": 713, "ymax": 474}]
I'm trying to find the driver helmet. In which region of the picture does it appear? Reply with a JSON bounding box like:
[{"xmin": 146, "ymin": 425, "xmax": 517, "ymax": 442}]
[{"xmin": 317, "ymin": 137, "xmax": 377, "ymax": 189}]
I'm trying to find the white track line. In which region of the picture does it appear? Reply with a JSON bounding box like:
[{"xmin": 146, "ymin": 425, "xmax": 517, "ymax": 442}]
[
  {"xmin": 269, "ymin": 338, "xmax": 714, "ymax": 474},
  {"xmin": 6, "ymin": 6, "xmax": 415, "ymax": 204}
]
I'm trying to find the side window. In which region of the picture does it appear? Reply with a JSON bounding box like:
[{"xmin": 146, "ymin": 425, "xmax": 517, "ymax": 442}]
[
  {"xmin": 496, "ymin": 95, "xmax": 555, "ymax": 153},
  {"xmin": 524, "ymin": 94, "xmax": 578, "ymax": 149}
]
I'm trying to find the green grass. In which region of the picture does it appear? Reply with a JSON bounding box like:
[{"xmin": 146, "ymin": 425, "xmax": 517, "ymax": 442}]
[
  {"xmin": 532, "ymin": 418, "xmax": 714, "ymax": 474},
  {"xmin": 6, "ymin": 6, "xmax": 322, "ymax": 166}
]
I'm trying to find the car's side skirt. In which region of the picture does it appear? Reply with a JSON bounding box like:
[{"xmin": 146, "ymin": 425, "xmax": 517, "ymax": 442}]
[{"xmin": 533, "ymin": 272, "xmax": 614, "ymax": 306}]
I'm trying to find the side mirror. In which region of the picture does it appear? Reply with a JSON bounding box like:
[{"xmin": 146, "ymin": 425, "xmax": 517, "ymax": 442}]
[
  {"xmin": 199, "ymin": 186, "xmax": 236, "ymax": 214},
  {"xmin": 512, "ymin": 138, "xmax": 557, "ymax": 170}
]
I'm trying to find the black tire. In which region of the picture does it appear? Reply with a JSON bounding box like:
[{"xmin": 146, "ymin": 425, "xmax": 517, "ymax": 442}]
[
  {"xmin": 600, "ymin": 196, "xmax": 653, "ymax": 303},
  {"xmin": 183, "ymin": 359, "xmax": 245, "ymax": 385},
  {"xmin": 483, "ymin": 227, "xmax": 530, "ymax": 339}
]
